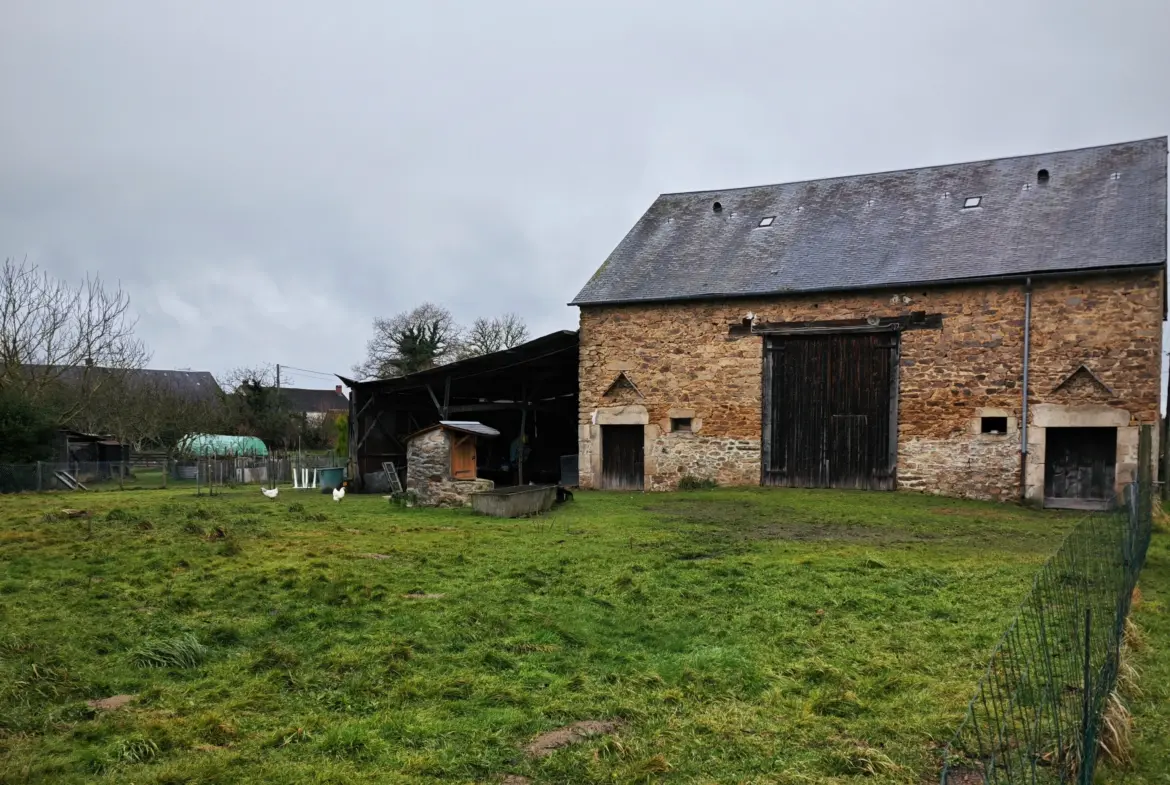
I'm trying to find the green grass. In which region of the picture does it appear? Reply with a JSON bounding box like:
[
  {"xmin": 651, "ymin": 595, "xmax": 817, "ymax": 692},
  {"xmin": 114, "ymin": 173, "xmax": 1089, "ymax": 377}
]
[
  {"xmin": 1100, "ymin": 513, "xmax": 1170, "ymax": 784},
  {"xmin": 0, "ymin": 486, "xmax": 1089, "ymax": 783}
]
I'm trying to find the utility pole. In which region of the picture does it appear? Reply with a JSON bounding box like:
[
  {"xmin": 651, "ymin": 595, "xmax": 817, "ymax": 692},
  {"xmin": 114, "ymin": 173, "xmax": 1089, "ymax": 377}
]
[{"xmin": 276, "ymin": 364, "xmax": 281, "ymax": 392}]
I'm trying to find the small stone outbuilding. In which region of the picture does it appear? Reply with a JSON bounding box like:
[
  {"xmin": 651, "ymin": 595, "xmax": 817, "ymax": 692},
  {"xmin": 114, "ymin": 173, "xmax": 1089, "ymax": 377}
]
[
  {"xmin": 405, "ymin": 421, "xmax": 498, "ymax": 507},
  {"xmin": 572, "ymin": 137, "xmax": 1167, "ymax": 507}
]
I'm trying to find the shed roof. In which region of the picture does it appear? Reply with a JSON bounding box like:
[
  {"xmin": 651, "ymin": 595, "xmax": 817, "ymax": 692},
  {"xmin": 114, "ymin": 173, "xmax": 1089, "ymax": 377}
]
[
  {"xmin": 340, "ymin": 330, "xmax": 579, "ymax": 394},
  {"xmin": 408, "ymin": 421, "xmax": 501, "ymax": 441},
  {"xmin": 571, "ymin": 137, "xmax": 1168, "ymax": 306},
  {"xmin": 280, "ymin": 387, "xmax": 348, "ymax": 413}
]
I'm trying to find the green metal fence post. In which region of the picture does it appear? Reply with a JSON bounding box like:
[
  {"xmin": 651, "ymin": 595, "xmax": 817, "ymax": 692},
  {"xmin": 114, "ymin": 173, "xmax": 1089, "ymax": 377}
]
[{"xmin": 1080, "ymin": 606, "xmax": 1092, "ymax": 785}]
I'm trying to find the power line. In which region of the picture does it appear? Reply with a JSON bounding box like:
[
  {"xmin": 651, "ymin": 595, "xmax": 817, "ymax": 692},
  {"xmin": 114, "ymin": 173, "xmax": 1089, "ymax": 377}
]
[{"xmin": 279, "ymin": 364, "xmax": 341, "ymax": 379}]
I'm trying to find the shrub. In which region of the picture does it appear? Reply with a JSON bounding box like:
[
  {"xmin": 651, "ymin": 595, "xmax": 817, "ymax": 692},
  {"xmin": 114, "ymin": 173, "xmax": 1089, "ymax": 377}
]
[
  {"xmin": 389, "ymin": 489, "xmax": 419, "ymax": 508},
  {"xmin": 678, "ymin": 475, "xmax": 718, "ymax": 491}
]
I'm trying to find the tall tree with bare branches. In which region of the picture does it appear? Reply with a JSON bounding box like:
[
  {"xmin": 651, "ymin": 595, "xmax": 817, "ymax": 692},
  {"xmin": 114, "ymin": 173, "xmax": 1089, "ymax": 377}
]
[
  {"xmin": 458, "ymin": 313, "xmax": 530, "ymax": 359},
  {"xmin": 0, "ymin": 258, "xmax": 149, "ymax": 424}
]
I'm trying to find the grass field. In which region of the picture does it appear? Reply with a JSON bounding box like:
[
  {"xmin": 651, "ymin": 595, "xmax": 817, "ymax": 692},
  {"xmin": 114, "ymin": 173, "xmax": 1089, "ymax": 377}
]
[
  {"xmin": 0, "ymin": 485, "xmax": 1142, "ymax": 784},
  {"xmin": 1104, "ymin": 517, "xmax": 1170, "ymax": 785}
]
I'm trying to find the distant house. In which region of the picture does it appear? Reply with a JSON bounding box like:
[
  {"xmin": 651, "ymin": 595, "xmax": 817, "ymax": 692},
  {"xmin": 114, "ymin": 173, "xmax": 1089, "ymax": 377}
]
[
  {"xmin": 281, "ymin": 385, "xmax": 349, "ymax": 423},
  {"xmin": 21, "ymin": 364, "xmax": 223, "ymax": 404}
]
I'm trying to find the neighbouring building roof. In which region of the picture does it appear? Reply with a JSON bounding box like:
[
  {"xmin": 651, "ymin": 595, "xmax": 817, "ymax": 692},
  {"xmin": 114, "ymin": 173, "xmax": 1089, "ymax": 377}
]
[
  {"xmin": 22, "ymin": 365, "xmax": 223, "ymax": 402},
  {"xmin": 280, "ymin": 387, "xmax": 349, "ymax": 414},
  {"xmin": 571, "ymin": 137, "xmax": 1168, "ymax": 306}
]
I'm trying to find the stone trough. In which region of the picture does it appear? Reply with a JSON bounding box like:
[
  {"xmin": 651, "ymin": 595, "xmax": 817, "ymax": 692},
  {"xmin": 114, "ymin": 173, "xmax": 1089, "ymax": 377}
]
[{"xmin": 472, "ymin": 484, "xmax": 557, "ymax": 518}]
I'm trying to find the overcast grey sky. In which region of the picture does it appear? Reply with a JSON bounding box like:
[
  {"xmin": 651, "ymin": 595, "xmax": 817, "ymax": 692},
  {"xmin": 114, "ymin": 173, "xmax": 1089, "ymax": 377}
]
[{"xmin": 1, "ymin": 1, "xmax": 1167, "ymax": 389}]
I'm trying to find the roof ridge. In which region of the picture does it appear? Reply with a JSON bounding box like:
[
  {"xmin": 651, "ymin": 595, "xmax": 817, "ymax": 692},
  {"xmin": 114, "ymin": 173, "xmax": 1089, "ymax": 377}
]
[{"xmin": 657, "ymin": 136, "xmax": 1168, "ymax": 198}]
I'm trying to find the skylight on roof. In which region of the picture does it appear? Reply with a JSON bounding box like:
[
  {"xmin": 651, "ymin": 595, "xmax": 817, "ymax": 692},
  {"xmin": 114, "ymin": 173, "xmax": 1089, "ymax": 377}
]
[
  {"xmin": 963, "ymin": 196, "xmax": 982, "ymax": 209},
  {"xmin": 758, "ymin": 216, "xmax": 775, "ymax": 227}
]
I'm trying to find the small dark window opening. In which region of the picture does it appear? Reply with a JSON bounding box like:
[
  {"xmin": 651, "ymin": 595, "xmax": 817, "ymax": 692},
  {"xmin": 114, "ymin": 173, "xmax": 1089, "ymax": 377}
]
[
  {"xmin": 712, "ymin": 201, "xmax": 723, "ymax": 213},
  {"xmin": 671, "ymin": 418, "xmax": 693, "ymax": 433},
  {"xmin": 981, "ymin": 416, "xmax": 1008, "ymax": 435},
  {"xmin": 1037, "ymin": 168, "xmax": 1050, "ymax": 185}
]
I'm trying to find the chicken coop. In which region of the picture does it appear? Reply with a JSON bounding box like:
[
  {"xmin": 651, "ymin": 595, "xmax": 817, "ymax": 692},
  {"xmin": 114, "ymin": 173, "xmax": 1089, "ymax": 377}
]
[{"xmin": 341, "ymin": 330, "xmax": 579, "ymax": 493}]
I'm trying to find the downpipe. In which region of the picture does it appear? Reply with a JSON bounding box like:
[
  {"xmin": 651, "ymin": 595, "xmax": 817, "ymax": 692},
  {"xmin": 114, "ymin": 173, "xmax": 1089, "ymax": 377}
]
[{"xmin": 1021, "ymin": 278, "xmax": 1032, "ymax": 501}]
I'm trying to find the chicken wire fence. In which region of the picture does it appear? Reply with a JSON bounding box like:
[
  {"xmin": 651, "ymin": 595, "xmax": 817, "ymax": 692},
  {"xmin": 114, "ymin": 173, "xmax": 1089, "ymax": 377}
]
[
  {"xmin": 940, "ymin": 454, "xmax": 1153, "ymax": 783},
  {"xmin": 0, "ymin": 454, "xmax": 344, "ymax": 493}
]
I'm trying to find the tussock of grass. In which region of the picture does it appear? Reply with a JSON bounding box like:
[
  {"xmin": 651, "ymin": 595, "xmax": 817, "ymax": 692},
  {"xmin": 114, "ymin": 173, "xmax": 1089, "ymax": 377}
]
[
  {"xmin": 129, "ymin": 633, "xmax": 208, "ymax": 669},
  {"xmin": 1099, "ymin": 690, "xmax": 1135, "ymax": 768},
  {"xmin": 0, "ymin": 486, "xmax": 1084, "ymax": 782},
  {"xmin": 1125, "ymin": 616, "xmax": 1148, "ymax": 651}
]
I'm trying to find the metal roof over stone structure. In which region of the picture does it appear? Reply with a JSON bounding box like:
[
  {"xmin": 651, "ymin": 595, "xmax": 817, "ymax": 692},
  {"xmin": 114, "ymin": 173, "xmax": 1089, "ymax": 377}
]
[{"xmin": 571, "ymin": 137, "xmax": 1168, "ymax": 306}]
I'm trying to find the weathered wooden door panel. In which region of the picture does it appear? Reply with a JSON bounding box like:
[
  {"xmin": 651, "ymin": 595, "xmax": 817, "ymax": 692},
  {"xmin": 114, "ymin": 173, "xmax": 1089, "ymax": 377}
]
[
  {"xmin": 451, "ymin": 435, "xmax": 477, "ymax": 480},
  {"xmin": 763, "ymin": 332, "xmax": 897, "ymax": 490},
  {"xmin": 601, "ymin": 425, "xmax": 644, "ymax": 490},
  {"xmin": 1044, "ymin": 427, "xmax": 1116, "ymax": 502}
]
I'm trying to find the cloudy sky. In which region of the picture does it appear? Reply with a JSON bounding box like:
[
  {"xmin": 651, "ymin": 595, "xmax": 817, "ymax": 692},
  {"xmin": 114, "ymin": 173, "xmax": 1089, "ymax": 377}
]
[{"xmin": 1, "ymin": 1, "xmax": 1167, "ymax": 389}]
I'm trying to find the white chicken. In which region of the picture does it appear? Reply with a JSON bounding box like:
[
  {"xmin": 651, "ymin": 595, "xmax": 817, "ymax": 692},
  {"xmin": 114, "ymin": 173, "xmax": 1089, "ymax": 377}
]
[
  {"xmin": 262, "ymin": 487, "xmax": 279, "ymax": 499},
  {"xmin": 332, "ymin": 486, "xmax": 345, "ymax": 502}
]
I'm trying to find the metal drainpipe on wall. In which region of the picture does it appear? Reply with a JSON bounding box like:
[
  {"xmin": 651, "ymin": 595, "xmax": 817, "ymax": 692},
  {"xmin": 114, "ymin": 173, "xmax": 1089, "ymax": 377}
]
[{"xmin": 1020, "ymin": 277, "xmax": 1033, "ymax": 500}]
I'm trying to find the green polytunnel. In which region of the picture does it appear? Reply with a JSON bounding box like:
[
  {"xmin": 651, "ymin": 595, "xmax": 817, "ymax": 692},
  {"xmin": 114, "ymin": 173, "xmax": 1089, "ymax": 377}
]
[{"xmin": 177, "ymin": 434, "xmax": 270, "ymax": 457}]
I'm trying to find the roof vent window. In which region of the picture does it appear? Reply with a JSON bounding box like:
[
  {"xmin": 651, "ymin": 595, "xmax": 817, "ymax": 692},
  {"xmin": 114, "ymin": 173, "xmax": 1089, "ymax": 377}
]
[
  {"xmin": 712, "ymin": 201, "xmax": 723, "ymax": 213},
  {"xmin": 757, "ymin": 216, "xmax": 775, "ymax": 227},
  {"xmin": 963, "ymin": 196, "xmax": 982, "ymax": 209},
  {"xmin": 1037, "ymin": 169, "xmax": 1050, "ymax": 184}
]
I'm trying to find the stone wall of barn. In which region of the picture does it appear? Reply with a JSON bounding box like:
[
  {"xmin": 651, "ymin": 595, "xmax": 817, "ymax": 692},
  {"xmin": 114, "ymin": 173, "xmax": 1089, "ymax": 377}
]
[{"xmin": 577, "ymin": 269, "xmax": 1163, "ymax": 500}]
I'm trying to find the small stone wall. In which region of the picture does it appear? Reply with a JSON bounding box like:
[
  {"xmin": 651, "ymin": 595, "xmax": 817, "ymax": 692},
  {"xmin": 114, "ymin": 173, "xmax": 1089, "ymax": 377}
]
[
  {"xmin": 406, "ymin": 428, "xmax": 493, "ymax": 507},
  {"xmin": 649, "ymin": 434, "xmax": 760, "ymax": 490}
]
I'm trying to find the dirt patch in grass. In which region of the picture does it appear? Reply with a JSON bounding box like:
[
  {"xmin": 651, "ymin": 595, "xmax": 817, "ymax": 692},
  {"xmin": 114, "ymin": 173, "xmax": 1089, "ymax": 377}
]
[
  {"xmin": 647, "ymin": 502, "xmax": 933, "ymax": 545},
  {"xmin": 87, "ymin": 694, "xmax": 136, "ymax": 711},
  {"xmin": 524, "ymin": 720, "xmax": 619, "ymax": 758},
  {"xmin": 939, "ymin": 766, "xmax": 985, "ymax": 785},
  {"xmin": 501, "ymin": 777, "xmax": 532, "ymax": 785},
  {"xmin": 357, "ymin": 553, "xmax": 391, "ymax": 560}
]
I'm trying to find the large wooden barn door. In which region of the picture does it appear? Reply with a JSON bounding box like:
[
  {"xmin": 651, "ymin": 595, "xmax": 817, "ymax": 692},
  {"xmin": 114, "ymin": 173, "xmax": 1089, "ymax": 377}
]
[
  {"xmin": 601, "ymin": 425, "xmax": 644, "ymax": 490},
  {"xmin": 763, "ymin": 332, "xmax": 898, "ymax": 490},
  {"xmin": 1043, "ymin": 427, "xmax": 1117, "ymax": 509}
]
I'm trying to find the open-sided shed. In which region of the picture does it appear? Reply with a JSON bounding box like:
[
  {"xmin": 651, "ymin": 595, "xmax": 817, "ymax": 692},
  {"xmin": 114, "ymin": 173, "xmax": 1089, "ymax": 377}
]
[{"xmin": 341, "ymin": 330, "xmax": 579, "ymax": 492}]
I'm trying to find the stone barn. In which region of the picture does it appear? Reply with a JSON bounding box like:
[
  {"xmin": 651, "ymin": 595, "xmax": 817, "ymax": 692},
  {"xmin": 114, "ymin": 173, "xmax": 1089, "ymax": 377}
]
[{"xmin": 571, "ymin": 137, "xmax": 1167, "ymax": 507}]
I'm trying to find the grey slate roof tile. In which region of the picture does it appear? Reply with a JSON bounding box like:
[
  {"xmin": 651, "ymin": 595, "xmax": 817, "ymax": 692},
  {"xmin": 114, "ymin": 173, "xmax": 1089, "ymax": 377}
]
[{"xmin": 571, "ymin": 138, "xmax": 1167, "ymax": 305}]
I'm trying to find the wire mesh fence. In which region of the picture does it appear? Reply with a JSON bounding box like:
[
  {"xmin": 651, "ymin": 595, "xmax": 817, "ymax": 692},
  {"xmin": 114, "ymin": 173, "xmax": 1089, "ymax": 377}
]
[
  {"xmin": 0, "ymin": 453, "xmax": 345, "ymax": 493},
  {"xmin": 941, "ymin": 470, "xmax": 1153, "ymax": 783}
]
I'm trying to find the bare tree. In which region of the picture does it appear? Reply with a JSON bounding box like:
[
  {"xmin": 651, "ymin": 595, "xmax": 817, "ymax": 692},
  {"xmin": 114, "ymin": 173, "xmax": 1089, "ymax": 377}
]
[
  {"xmin": 0, "ymin": 258, "xmax": 149, "ymax": 423},
  {"xmin": 352, "ymin": 303, "xmax": 461, "ymax": 379},
  {"xmin": 135, "ymin": 381, "xmax": 225, "ymax": 488},
  {"xmin": 458, "ymin": 313, "xmax": 530, "ymax": 359}
]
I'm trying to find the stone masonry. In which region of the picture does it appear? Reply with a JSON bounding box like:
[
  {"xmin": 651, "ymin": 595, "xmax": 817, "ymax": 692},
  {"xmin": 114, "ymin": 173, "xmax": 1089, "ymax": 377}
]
[
  {"xmin": 406, "ymin": 428, "xmax": 493, "ymax": 507},
  {"xmin": 578, "ymin": 270, "xmax": 1163, "ymax": 500}
]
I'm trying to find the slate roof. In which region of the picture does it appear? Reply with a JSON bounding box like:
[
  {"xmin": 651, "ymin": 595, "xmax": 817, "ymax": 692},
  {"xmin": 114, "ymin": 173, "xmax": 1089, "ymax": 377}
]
[
  {"xmin": 26, "ymin": 366, "xmax": 222, "ymax": 402},
  {"xmin": 279, "ymin": 387, "xmax": 349, "ymax": 414},
  {"xmin": 571, "ymin": 137, "xmax": 1168, "ymax": 306}
]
